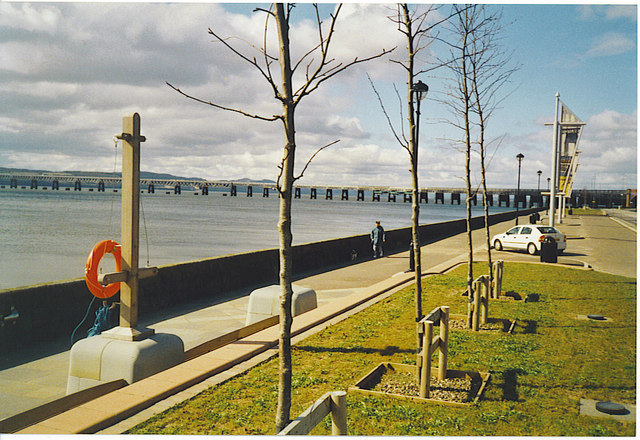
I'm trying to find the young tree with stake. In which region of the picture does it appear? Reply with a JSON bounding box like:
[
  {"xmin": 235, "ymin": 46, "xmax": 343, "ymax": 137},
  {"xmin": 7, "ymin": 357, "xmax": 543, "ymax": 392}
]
[{"xmin": 167, "ymin": 4, "xmax": 392, "ymax": 431}]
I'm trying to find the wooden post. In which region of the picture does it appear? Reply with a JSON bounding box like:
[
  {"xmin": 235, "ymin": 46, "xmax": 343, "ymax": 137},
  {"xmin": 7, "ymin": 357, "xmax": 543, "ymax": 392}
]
[
  {"xmin": 480, "ymin": 275, "xmax": 489, "ymax": 324},
  {"xmin": 438, "ymin": 306, "xmax": 449, "ymax": 380},
  {"xmin": 330, "ymin": 391, "xmax": 347, "ymax": 435},
  {"xmin": 120, "ymin": 113, "xmax": 142, "ymax": 329},
  {"xmin": 101, "ymin": 113, "xmax": 155, "ymax": 342},
  {"xmin": 472, "ymin": 279, "xmax": 480, "ymax": 331},
  {"xmin": 419, "ymin": 320, "xmax": 433, "ymax": 398},
  {"xmin": 492, "ymin": 260, "xmax": 503, "ymax": 299}
]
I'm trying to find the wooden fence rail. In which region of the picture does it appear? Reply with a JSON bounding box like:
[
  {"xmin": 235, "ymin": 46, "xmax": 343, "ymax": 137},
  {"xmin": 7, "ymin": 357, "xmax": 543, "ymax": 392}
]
[
  {"xmin": 278, "ymin": 391, "xmax": 347, "ymax": 435},
  {"xmin": 468, "ymin": 275, "xmax": 489, "ymax": 331},
  {"xmin": 418, "ymin": 306, "xmax": 449, "ymax": 398}
]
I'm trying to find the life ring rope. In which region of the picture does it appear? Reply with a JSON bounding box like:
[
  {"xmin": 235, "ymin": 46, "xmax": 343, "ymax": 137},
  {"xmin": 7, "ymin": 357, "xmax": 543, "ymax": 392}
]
[{"xmin": 85, "ymin": 239, "xmax": 122, "ymax": 298}]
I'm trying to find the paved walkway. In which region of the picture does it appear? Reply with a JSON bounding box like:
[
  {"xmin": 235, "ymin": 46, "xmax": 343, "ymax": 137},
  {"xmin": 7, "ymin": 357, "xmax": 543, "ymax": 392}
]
[{"xmin": 2, "ymin": 211, "xmax": 635, "ymax": 433}]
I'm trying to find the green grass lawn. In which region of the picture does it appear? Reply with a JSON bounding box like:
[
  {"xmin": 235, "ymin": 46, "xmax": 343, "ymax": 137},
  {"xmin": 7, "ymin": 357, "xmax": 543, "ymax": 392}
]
[{"xmin": 128, "ymin": 262, "xmax": 636, "ymax": 436}]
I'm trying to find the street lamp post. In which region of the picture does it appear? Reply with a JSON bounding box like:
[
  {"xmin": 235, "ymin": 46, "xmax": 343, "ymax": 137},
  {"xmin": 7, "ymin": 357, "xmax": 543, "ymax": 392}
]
[
  {"xmin": 515, "ymin": 153, "xmax": 524, "ymax": 225},
  {"xmin": 410, "ymin": 79, "xmax": 428, "ymax": 272},
  {"xmin": 413, "ymin": 80, "xmax": 429, "ymax": 149},
  {"xmin": 537, "ymin": 170, "xmax": 542, "ymax": 191}
]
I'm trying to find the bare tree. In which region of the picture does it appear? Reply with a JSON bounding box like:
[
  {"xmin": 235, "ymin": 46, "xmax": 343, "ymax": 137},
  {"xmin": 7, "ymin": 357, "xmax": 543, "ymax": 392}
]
[
  {"xmin": 441, "ymin": 4, "xmax": 516, "ymax": 325},
  {"xmin": 467, "ymin": 6, "xmax": 518, "ymax": 293},
  {"xmin": 368, "ymin": 3, "xmax": 454, "ymax": 358},
  {"xmin": 167, "ymin": 4, "xmax": 392, "ymax": 432},
  {"xmin": 444, "ymin": 4, "xmax": 477, "ymax": 324}
]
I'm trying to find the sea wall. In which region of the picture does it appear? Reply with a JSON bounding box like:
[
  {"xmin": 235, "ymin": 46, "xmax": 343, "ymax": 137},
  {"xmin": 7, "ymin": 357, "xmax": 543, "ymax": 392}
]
[{"xmin": 0, "ymin": 208, "xmax": 541, "ymax": 351}]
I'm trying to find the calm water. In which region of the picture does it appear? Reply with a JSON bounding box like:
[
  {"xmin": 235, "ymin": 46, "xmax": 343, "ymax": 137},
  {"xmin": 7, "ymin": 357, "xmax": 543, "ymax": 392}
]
[{"xmin": 0, "ymin": 188, "xmax": 510, "ymax": 289}]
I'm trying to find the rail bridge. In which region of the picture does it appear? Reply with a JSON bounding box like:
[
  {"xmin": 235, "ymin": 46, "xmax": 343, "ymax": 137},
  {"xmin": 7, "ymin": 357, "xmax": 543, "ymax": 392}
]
[{"xmin": 0, "ymin": 172, "xmax": 631, "ymax": 208}]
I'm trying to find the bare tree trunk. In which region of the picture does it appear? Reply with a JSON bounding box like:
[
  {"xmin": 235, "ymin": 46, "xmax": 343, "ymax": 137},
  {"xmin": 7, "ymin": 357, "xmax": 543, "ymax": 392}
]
[
  {"xmin": 479, "ymin": 139, "xmax": 493, "ymax": 286},
  {"xmin": 401, "ymin": 3, "xmax": 424, "ymax": 359},
  {"xmin": 460, "ymin": 7, "xmax": 474, "ymax": 328},
  {"xmin": 274, "ymin": 4, "xmax": 295, "ymax": 432}
]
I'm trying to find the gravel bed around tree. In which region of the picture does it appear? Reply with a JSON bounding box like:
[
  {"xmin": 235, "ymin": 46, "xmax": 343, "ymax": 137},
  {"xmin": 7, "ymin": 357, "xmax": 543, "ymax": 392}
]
[
  {"xmin": 373, "ymin": 370, "xmax": 482, "ymax": 403},
  {"xmin": 449, "ymin": 318, "xmax": 506, "ymax": 331}
]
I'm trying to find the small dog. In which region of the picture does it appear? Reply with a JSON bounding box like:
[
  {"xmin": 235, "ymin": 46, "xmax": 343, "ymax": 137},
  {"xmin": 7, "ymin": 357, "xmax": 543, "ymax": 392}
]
[{"xmin": 350, "ymin": 249, "xmax": 358, "ymax": 261}]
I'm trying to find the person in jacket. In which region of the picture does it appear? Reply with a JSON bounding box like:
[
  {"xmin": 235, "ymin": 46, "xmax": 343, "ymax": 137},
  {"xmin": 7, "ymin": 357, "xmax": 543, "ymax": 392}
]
[{"xmin": 371, "ymin": 220, "xmax": 386, "ymax": 258}]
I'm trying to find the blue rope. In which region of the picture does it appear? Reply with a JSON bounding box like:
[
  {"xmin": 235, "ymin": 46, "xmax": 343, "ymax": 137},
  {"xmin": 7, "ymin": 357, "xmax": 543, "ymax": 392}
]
[
  {"xmin": 87, "ymin": 303, "xmax": 114, "ymax": 337},
  {"xmin": 70, "ymin": 296, "xmax": 96, "ymax": 347}
]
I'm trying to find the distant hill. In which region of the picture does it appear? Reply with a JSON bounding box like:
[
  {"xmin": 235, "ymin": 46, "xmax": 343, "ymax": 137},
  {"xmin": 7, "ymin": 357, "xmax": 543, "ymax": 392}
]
[{"xmin": 0, "ymin": 167, "xmax": 274, "ymax": 184}]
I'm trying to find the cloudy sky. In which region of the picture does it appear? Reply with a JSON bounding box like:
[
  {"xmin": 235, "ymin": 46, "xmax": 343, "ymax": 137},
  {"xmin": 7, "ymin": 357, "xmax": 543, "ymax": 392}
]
[{"xmin": 0, "ymin": 2, "xmax": 636, "ymax": 190}]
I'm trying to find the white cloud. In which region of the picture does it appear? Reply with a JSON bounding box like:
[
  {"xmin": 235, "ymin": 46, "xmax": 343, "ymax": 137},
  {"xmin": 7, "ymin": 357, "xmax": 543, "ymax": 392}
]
[
  {"xmin": 604, "ymin": 5, "xmax": 638, "ymax": 21},
  {"xmin": 578, "ymin": 5, "xmax": 637, "ymax": 22},
  {"xmin": 586, "ymin": 32, "xmax": 636, "ymax": 57}
]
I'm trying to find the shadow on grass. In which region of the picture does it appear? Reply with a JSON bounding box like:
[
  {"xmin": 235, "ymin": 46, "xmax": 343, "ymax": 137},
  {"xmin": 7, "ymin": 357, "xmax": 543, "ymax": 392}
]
[
  {"xmin": 521, "ymin": 320, "xmax": 538, "ymax": 334},
  {"xmin": 294, "ymin": 344, "xmax": 414, "ymax": 356},
  {"xmin": 502, "ymin": 368, "xmax": 526, "ymax": 402}
]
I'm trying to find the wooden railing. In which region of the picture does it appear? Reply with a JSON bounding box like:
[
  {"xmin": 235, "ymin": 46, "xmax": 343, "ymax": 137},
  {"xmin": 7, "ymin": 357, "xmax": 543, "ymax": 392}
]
[
  {"xmin": 278, "ymin": 391, "xmax": 347, "ymax": 435},
  {"xmin": 417, "ymin": 306, "xmax": 450, "ymax": 398}
]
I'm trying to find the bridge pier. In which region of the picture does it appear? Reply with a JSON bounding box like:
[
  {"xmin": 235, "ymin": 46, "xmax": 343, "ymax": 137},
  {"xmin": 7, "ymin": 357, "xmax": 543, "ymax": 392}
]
[
  {"xmin": 435, "ymin": 192, "xmax": 444, "ymax": 204},
  {"xmin": 420, "ymin": 191, "xmax": 428, "ymax": 204},
  {"xmin": 341, "ymin": 189, "xmax": 348, "ymax": 200},
  {"xmin": 357, "ymin": 189, "xmax": 364, "ymax": 201},
  {"xmin": 469, "ymin": 193, "xmax": 477, "ymax": 205},
  {"xmin": 148, "ymin": 183, "xmax": 155, "ymax": 194},
  {"xmin": 310, "ymin": 188, "xmax": 317, "ymax": 199},
  {"xmin": 98, "ymin": 180, "xmax": 105, "ymax": 192},
  {"xmin": 485, "ymin": 193, "xmax": 493, "ymax": 206},
  {"xmin": 372, "ymin": 191, "xmax": 380, "ymax": 202},
  {"xmin": 514, "ymin": 194, "xmax": 526, "ymax": 208},
  {"xmin": 388, "ymin": 193, "xmax": 396, "ymax": 202},
  {"xmin": 294, "ymin": 187, "xmax": 300, "ymax": 199},
  {"xmin": 202, "ymin": 185, "xmax": 209, "ymax": 195},
  {"xmin": 10, "ymin": 178, "xmax": 18, "ymax": 189},
  {"xmin": 174, "ymin": 184, "xmax": 181, "ymax": 194},
  {"xmin": 263, "ymin": 187, "xmax": 269, "ymax": 198},
  {"xmin": 529, "ymin": 194, "xmax": 542, "ymax": 207},
  {"xmin": 247, "ymin": 185, "xmax": 253, "ymax": 197},
  {"xmin": 52, "ymin": 180, "xmax": 59, "ymax": 191},
  {"xmin": 403, "ymin": 193, "xmax": 411, "ymax": 203},
  {"xmin": 498, "ymin": 193, "xmax": 510, "ymax": 207},
  {"xmin": 230, "ymin": 185, "xmax": 236, "ymax": 197},
  {"xmin": 451, "ymin": 193, "xmax": 461, "ymax": 205},
  {"xmin": 74, "ymin": 180, "xmax": 82, "ymax": 191},
  {"xmin": 30, "ymin": 179, "xmax": 38, "ymax": 190},
  {"xmin": 325, "ymin": 188, "xmax": 333, "ymax": 200}
]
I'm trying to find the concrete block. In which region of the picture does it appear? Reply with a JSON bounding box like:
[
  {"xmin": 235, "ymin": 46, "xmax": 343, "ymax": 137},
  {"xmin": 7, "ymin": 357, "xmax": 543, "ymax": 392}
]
[
  {"xmin": 67, "ymin": 332, "xmax": 184, "ymax": 394},
  {"xmin": 245, "ymin": 284, "xmax": 317, "ymax": 325}
]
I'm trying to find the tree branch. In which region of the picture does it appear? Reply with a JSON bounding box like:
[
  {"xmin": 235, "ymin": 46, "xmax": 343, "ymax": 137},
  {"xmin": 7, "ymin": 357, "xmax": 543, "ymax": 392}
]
[
  {"xmin": 166, "ymin": 82, "xmax": 281, "ymax": 122},
  {"xmin": 293, "ymin": 139, "xmax": 341, "ymax": 183}
]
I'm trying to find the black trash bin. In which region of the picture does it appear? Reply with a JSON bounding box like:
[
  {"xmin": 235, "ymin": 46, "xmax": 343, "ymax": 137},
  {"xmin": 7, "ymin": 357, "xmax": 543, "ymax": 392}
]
[
  {"xmin": 540, "ymin": 236, "xmax": 557, "ymax": 263},
  {"xmin": 530, "ymin": 214, "xmax": 537, "ymax": 224}
]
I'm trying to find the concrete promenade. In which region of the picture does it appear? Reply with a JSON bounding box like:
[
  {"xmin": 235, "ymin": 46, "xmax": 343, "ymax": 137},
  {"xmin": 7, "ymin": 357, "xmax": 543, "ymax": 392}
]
[{"xmin": 2, "ymin": 210, "xmax": 635, "ymax": 433}]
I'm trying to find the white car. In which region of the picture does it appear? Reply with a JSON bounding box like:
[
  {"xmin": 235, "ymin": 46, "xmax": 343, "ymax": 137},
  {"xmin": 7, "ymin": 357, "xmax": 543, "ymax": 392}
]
[{"xmin": 492, "ymin": 224, "xmax": 566, "ymax": 255}]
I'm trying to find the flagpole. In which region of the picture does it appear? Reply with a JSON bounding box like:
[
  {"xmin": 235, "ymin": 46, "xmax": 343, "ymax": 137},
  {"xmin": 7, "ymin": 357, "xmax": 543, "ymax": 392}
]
[{"xmin": 549, "ymin": 92, "xmax": 560, "ymax": 227}]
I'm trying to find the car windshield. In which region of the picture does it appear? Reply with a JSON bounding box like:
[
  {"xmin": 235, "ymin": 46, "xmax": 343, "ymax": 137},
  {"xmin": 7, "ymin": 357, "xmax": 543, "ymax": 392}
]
[{"xmin": 536, "ymin": 226, "xmax": 559, "ymax": 234}]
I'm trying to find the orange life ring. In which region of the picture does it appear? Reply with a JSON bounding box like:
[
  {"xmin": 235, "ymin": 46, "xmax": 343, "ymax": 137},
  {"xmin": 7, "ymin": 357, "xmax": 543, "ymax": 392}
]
[{"xmin": 85, "ymin": 239, "xmax": 122, "ymax": 298}]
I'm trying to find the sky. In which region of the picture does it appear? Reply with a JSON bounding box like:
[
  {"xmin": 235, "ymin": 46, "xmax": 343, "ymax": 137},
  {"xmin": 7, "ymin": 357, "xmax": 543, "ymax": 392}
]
[{"xmin": 0, "ymin": 2, "xmax": 637, "ymax": 190}]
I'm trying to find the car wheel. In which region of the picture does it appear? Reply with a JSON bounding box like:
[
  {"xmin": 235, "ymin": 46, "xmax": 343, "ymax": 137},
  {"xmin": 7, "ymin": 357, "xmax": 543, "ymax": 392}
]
[
  {"xmin": 527, "ymin": 243, "xmax": 537, "ymax": 255},
  {"xmin": 494, "ymin": 240, "xmax": 503, "ymax": 251}
]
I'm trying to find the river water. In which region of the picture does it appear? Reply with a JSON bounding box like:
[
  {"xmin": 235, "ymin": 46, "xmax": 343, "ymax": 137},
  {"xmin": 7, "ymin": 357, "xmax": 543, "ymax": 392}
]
[{"xmin": 0, "ymin": 188, "xmax": 511, "ymax": 289}]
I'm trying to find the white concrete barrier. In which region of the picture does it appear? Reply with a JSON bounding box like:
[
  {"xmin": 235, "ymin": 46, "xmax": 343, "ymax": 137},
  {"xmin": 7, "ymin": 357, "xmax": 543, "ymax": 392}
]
[{"xmin": 245, "ymin": 284, "xmax": 317, "ymax": 325}]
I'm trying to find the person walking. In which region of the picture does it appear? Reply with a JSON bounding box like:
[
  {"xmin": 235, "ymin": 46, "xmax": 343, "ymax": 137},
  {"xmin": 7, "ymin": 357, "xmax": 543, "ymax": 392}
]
[{"xmin": 371, "ymin": 220, "xmax": 386, "ymax": 258}]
